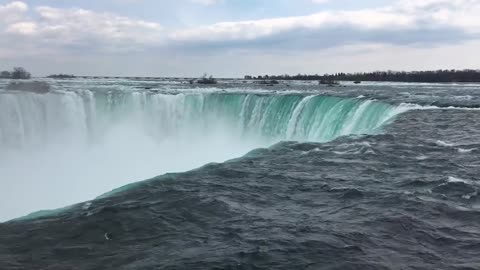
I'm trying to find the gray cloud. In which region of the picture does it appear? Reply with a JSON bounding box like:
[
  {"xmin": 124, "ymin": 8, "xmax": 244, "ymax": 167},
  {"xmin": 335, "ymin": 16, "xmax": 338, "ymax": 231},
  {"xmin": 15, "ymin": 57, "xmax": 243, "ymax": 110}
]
[
  {"xmin": 170, "ymin": 24, "xmax": 476, "ymax": 53},
  {"xmin": 1, "ymin": 0, "xmax": 480, "ymax": 54},
  {"xmin": 170, "ymin": 0, "xmax": 480, "ymax": 50},
  {"xmin": 0, "ymin": 2, "xmax": 164, "ymax": 56},
  {"xmin": 1, "ymin": 0, "xmax": 480, "ymax": 76}
]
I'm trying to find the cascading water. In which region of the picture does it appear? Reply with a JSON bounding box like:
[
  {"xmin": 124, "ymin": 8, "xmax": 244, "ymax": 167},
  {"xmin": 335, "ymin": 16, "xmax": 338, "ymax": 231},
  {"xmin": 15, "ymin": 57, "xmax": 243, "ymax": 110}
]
[
  {"xmin": 0, "ymin": 91, "xmax": 405, "ymax": 147},
  {"xmin": 0, "ymin": 88, "xmax": 408, "ymax": 221}
]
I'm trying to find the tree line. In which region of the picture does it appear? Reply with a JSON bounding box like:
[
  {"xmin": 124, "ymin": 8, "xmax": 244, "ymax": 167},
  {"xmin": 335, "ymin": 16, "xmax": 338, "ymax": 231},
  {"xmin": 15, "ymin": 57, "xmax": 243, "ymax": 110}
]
[
  {"xmin": 0, "ymin": 67, "xmax": 31, "ymax": 79},
  {"xmin": 246, "ymin": 69, "xmax": 480, "ymax": 83},
  {"xmin": 47, "ymin": 74, "xmax": 76, "ymax": 79}
]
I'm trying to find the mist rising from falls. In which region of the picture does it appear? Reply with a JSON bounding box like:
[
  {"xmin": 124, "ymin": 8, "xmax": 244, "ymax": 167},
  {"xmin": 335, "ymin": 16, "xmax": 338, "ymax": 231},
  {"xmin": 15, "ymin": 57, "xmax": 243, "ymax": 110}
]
[{"xmin": 0, "ymin": 90, "xmax": 407, "ymax": 220}]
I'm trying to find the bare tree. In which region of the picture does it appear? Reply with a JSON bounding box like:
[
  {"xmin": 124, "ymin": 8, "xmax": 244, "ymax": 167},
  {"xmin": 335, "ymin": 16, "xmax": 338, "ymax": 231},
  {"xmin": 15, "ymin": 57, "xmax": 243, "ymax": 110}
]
[
  {"xmin": 0, "ymin": 71, "xmax": 11, "ymax": 78},
  {"xmin": 11, "ymin": 67, "xmax": 31, "ymax": 80}
]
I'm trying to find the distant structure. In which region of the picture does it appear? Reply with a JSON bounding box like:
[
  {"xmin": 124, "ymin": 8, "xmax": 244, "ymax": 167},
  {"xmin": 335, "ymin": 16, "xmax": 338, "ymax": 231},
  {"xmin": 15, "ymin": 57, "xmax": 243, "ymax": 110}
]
[
  {"xmin": 244, "ymin": 75, "xmax": 253, "ymax": 80},
  {"xmin": 196, "ymin": 73, "xmax": 217, "ymax": 84},
  {"xmin": 0, "ymin": 67, "xmax": 31, "ymax": 80},
  {"xmin": 47, "ymin": 74, "xmax": 76, "ymax": 79}
]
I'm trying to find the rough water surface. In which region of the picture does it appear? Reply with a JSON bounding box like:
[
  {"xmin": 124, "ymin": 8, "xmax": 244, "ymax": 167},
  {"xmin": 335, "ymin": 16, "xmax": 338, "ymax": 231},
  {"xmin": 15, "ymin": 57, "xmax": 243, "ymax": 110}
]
[{"xmin": 0, "ymin": 79, "xmax": 479, "ymax": 270}]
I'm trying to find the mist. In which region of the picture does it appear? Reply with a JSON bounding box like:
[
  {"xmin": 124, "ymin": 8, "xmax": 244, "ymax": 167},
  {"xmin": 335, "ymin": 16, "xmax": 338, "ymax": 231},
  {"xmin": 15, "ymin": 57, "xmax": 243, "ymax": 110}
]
[{"xmin": 0, "ymin": 89, "xmax": 267, "ymax": 221}]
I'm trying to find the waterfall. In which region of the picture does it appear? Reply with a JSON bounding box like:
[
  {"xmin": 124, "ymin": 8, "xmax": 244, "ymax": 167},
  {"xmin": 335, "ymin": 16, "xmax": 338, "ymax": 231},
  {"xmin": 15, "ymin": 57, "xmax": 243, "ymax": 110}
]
[{"xmin": 0, "ymin": 89, "xmax": 408, "ymax": 221}]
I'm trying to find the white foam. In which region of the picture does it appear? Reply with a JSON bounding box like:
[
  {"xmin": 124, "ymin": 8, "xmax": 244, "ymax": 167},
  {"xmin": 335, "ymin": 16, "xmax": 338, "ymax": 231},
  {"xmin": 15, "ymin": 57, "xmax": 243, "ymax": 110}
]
[
  {"xmin": 399, "ymin": 103, "xmax": 480, "ymax": 111},
  {"xmin": 301, "ymin": 148, "xmax": 321, "ymax": 155},
  {"xmin": 458, "ymin": 148, "xmax": 476, "ymax": 153},
  {"xmin": 447, "ymin": 176, "xmax": 473, "ymax": 185},
  {"xmin": 436, "ymin": 140, "xmax": 455, "ymax": 147},
  {"xmin": 82, "ymin": 202, "xmax": 92, "ymax": 210}
]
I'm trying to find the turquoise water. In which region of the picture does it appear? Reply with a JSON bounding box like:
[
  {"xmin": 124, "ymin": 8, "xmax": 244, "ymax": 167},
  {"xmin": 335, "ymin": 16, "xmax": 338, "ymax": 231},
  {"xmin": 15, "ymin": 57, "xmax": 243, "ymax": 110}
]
[{"xmin": 91, "ymin": 92, "xmax": 405, "ymax": 143}]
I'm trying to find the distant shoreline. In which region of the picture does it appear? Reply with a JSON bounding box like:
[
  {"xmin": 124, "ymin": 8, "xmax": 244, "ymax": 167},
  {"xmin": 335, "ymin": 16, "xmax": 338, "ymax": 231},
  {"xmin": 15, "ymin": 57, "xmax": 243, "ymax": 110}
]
[
  {"xmin": 3, "ymin": 77, "xmax": 480, "ymax": 84},
  {"xmin": 2, "ymin": 69, "xmax": 480, "ymax": 84},
  {"xmin": 245, "ymin": 69, "xmax": 480, "ymax": 83}
]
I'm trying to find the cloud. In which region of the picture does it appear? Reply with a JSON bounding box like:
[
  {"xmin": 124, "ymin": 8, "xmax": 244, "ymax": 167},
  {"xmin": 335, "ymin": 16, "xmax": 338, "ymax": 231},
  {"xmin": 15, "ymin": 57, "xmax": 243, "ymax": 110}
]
[
  {"xmin": 1, "ymin": 4, "xmax": 164, "ymax": 53},
  {"xmin": 0, "ymin": 1, "xmax": 28, "ymax": 23},
  {"xmin": 190, "ymin": 0, "xmax": 221, "ymax": 5},
  {"xmin": 0, "ymin": 0, "xmax": 480, "ymax": 58},
  {"xmin": 6, "ymin": 21, "xmax": 37, "ymax": 35},
  {"xmin": 36, "ymin": 6, "xmax": 163, "ymax": 47},
  {"xmin": 170, "ymin": 0, "xmax": 480, "ymax": 50},
  {"xmin": 396, "ymin": 0, "xmax": 480, "ymax": 34},
  {"xmin": 171, "ymin": 10, "xmax": 415, "ymax": 43}
]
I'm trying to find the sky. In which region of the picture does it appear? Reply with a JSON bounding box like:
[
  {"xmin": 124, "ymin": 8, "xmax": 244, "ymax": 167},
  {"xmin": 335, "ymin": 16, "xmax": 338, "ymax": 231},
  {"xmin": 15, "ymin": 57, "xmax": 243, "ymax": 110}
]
[{"xmin": 0, "ymin": 0, "xmax": 479, "ymax": 77}]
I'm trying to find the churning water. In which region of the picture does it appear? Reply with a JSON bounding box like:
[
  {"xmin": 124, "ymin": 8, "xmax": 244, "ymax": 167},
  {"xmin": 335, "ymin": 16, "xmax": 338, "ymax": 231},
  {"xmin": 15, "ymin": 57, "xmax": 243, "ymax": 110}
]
[{"xmin": 1, "ymin": 79, "xmax": 479, "ymax": 269}]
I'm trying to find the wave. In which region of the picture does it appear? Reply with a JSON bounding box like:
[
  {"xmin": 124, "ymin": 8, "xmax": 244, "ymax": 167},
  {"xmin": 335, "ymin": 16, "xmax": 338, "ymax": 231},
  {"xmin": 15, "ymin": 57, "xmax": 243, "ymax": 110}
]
[
  {"xmin": 399, "ymin": 102, "xmax": 480, "ymax": 111},
  {"xmin": 436, "ymin": 140, "xmax": 455, "ymax": 147},
  {"xmin": 458, "ymin": 148, "xmax": 476, "ymax": 153}
]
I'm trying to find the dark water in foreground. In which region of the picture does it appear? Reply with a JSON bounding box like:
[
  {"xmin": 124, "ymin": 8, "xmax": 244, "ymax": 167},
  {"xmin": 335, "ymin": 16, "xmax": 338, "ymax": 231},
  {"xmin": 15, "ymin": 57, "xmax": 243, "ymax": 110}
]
[{"xmin": 1, "ymin": 80, "xmax": 480, "ymax": 269}]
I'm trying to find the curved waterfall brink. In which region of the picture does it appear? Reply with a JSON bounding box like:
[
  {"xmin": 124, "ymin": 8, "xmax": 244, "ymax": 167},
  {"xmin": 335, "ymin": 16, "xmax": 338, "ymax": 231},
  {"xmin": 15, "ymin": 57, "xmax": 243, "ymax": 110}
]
[
  {"xmin": 0, "ymin": 89, "xmax": 410, "ymax": 221},
  {"xmin": 0, "ymin": 91, "xmax": 407, "ymax": 150}
]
